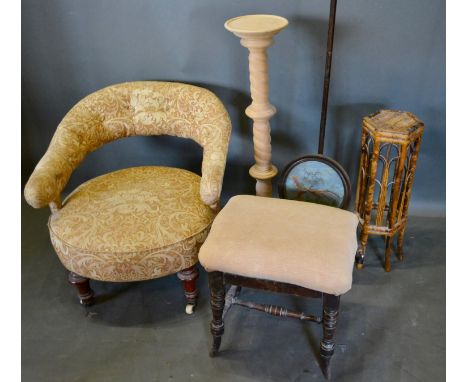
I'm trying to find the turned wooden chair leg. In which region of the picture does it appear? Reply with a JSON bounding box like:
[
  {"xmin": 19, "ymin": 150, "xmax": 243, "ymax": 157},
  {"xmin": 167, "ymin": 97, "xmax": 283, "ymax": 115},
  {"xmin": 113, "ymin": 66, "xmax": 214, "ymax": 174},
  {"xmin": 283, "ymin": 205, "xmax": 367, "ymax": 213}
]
[
  {"xmin": 208, "ymin": 271, "xmax": 225, "ymax": 357},
  {"xmin": 177, "ymin": 265, "xmax": 199, "ymax": 314},
  {"xmin": 320, "ymin": 294, "xmax": 340, "ymax": 380},
  {"xmin": 68, "ymin": 272, "xmax": 95, "ymax": 306}
]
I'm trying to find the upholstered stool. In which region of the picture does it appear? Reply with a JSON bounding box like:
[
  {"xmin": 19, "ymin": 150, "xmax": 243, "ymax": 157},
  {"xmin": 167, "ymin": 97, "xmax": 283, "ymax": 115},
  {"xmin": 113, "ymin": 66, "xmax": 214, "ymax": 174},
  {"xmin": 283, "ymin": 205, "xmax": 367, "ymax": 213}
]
[{"xmin": 199, "ymin": 195, "xmax": 358, "ymax": 379}]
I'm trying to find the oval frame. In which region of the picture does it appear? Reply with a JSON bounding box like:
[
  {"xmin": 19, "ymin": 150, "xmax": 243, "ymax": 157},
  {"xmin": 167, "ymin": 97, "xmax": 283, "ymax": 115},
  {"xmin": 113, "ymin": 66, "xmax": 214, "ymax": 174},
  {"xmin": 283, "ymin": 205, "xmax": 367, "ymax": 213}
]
[{"xmin": 278, "ymin": 154, "xmax": 351, "ymax": 210}]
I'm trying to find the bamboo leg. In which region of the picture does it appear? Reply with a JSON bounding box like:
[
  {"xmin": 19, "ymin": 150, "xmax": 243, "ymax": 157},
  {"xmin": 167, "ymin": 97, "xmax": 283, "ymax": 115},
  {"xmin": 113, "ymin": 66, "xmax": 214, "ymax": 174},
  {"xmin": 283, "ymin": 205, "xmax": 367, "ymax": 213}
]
[
  {"xmin": 355, "ymin": 231, "xmax": 368, "ymax": 270},
  {"xmin": 397, "ymin": 228, "xmax": 406, "ymax": 261},
  {"xmin": 356, "ymin": 140, "xmax": 380, "ymax": 269},
  {"xmin": 396, "ymin": 137, "xmax": 422, "ymax": 263},
  {"xmin": 355, "ymin": 132, "xmax": 369, "ymax": 213},
  {"xmin": 384, "ymin": 236, "xmax": 393, "ymax": 272}
]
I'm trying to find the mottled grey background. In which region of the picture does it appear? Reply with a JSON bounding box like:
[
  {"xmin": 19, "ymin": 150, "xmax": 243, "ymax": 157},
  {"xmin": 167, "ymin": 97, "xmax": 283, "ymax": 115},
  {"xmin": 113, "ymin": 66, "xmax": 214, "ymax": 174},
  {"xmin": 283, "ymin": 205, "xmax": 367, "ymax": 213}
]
[{"xmin": 22, "ymin": 0, "xmax": 445, "ymax": 216}]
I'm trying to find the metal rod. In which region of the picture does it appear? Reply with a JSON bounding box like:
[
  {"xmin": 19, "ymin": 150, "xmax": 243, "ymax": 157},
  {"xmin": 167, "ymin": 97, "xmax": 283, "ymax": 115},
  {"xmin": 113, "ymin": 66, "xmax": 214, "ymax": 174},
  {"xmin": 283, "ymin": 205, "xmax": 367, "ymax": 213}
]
[{"xmin": 318, "ymin": 0, "xmax": 338, "ymax": 155}]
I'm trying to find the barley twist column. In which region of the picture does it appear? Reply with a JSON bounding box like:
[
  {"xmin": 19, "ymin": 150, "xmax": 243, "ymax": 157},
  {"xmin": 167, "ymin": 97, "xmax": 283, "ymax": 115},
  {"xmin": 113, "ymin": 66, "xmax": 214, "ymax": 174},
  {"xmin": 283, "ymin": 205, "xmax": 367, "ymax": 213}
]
[{"xmin": 225, "ymin": 15, "xmax": 288, "ymax": 196}]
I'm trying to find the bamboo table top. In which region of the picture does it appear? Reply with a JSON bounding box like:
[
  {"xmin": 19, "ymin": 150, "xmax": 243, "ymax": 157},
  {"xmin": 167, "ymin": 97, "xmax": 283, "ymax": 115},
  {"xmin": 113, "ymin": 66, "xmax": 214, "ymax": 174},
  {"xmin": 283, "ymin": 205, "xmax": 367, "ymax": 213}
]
[{"xmin": 363, "ymin": 110, "xmax": 424, "ymax": 141}]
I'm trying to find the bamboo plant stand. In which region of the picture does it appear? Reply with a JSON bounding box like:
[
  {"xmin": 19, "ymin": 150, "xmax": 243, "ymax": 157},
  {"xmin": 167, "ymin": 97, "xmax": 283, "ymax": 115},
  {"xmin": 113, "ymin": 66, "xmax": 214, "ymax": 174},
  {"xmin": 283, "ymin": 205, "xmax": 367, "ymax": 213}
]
[
  {"xmin": 225, "ymin": 14, "xmax": 288, "ymax": 197},
  {"xmin": 355, "ymin": 110, "xmax": 424, "ymax": 272}
]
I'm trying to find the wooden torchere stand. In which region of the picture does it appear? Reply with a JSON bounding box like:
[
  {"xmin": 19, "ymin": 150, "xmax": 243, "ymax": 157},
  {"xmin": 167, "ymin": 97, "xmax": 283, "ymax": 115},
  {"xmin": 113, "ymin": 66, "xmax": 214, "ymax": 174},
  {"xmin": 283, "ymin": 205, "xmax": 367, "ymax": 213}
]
[
  {"xmin": 225, "ymin": 15, "xmax": 288, "ymax": 197},
  {"xmin": 355, "ymin": 110, "xmax": 424, "ymax": 272}
]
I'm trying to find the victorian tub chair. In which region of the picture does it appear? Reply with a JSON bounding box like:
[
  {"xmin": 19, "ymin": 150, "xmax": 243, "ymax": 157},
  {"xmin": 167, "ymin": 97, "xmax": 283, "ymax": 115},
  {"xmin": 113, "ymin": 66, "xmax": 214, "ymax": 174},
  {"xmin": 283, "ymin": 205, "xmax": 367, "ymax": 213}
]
[{"xmin": 24, "ymin": 81, "xmax": 231, "ymax": 314}]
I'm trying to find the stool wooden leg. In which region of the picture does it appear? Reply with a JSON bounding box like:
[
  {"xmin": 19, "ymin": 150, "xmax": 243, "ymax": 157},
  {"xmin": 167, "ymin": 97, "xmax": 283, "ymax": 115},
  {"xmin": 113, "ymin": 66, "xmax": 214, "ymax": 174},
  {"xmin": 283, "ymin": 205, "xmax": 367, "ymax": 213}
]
[
  {"xmin": 177, "ymin": 265, "xmax": 199, "ymax": 315},
  {"xmin": 208, "ymin": 271, "xmax": 225, "ymax": 357},
  {"xmin": 320, "ymin": 294, "xmax": 340, "ymax": 380},
  {"xmin": 68, "ymin": 272, "xmax": 95, "ymax": 306}
]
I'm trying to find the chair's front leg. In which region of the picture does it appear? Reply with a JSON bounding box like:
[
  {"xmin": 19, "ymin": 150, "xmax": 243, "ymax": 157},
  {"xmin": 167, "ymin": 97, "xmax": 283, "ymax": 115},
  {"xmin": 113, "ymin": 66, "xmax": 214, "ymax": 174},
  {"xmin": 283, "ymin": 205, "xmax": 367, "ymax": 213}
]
[
  {"xmin": 320, "ymin": 293, "xmax": 340, "ymax": 380},
  {"xmin": 68, "ymin": 272, "xmax": 95, "ymax": 306},
  {"xmin": 208, "ymin": 271, "xmax": 225, "ymax": 357},
  {"xmin": 177, "ymin": 265, "xmax": 199, "ymax": 314}
]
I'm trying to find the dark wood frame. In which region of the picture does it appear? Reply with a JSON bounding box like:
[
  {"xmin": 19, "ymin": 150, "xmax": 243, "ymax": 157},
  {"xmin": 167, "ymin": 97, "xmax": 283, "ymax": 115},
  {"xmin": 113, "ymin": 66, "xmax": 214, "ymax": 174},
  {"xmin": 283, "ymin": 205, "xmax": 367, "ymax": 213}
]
[
  {"xmin": 278, "ymin": 154, "xmax": 352, "ymax": 210},
  {"xmin": 208, "ymin": 272, "xmax": 340, "ymax": 380}
]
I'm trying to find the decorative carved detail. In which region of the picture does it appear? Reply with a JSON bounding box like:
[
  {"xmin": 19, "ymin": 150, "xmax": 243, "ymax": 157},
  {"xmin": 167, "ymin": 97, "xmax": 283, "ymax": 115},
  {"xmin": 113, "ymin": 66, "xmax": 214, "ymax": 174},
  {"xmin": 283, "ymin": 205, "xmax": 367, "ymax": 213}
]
[
  {"xmin": 231, "ymin": 297, "xmax": 322, "ymax": 323},
  {"xmin": 68, "ymin": 272, "xmax": 95, "ymax": 306}
]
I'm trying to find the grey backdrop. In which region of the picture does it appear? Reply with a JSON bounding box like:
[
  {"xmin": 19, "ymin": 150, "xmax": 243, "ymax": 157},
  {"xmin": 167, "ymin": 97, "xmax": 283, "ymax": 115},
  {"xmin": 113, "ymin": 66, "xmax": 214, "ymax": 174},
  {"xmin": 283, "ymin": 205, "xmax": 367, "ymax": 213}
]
[{"xmin": 22, "ymin": 0, "xmax": 445, "ymax": 216}]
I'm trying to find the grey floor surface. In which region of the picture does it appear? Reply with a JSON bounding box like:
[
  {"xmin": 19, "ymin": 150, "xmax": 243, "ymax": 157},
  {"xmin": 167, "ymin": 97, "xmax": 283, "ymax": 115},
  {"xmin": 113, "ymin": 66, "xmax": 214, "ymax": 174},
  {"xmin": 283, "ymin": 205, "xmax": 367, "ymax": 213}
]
[{"xmin": 22, "ymin": 202, "xmax": 445, "ymax": 382}]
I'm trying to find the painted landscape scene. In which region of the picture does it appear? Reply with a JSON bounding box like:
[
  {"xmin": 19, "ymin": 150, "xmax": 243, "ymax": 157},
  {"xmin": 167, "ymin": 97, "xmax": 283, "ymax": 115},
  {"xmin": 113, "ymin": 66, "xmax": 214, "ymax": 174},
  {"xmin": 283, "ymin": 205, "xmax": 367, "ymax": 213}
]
[{"xmin": 284, "ymin": 161, "xmax": 345, "ymax": 207}]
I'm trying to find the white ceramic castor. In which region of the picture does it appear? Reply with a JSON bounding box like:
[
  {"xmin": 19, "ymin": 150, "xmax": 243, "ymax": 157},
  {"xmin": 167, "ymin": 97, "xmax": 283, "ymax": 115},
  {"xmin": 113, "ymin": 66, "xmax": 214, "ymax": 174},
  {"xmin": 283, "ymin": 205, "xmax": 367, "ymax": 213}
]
[{"xmin": 185, "ymin": 304, "xmax": 195, "ymax": 315}]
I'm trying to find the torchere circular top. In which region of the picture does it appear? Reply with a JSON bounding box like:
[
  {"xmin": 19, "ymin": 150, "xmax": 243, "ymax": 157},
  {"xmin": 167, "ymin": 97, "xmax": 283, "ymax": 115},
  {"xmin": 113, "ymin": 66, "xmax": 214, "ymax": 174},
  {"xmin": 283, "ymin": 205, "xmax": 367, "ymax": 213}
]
[{"xmin": 225, "ymin": 14, "xmax": 288, "ymax": 37}]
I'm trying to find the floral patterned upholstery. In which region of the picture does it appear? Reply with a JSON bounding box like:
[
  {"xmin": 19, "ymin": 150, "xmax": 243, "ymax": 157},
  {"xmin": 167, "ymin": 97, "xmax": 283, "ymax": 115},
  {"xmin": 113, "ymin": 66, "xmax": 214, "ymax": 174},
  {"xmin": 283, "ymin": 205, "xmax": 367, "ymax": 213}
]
[
  {"xmin": 50, "ymin": 167, "xmax": 215, "ymax": 281},
  {"xmin": 24, "ymin": 81, "xmax": 231, "ymax": 209},
  {"xmin": 24, "ymin": 81, "xmax": 231, "ymax": 281}
]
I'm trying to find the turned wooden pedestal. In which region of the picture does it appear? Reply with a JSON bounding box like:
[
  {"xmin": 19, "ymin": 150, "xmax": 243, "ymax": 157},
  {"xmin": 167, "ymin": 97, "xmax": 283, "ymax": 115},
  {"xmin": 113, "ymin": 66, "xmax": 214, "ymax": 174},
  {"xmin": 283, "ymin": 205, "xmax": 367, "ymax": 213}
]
[
  {"xmin": 225, "ymin": 14, "xmax": 288, "ymax": 197},
  {"xmin": 355, "ymin": 110, "xmax": 424, "ymax": 271}
]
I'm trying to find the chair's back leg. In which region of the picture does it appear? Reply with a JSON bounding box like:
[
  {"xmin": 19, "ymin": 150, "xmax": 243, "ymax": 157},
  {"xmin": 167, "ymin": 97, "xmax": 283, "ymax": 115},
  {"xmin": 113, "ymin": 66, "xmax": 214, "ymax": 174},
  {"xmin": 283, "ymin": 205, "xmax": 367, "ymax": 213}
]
[
  {"xmin": 208, "ymin": 271, "xmax": 225, "ymax": 357},
  {"xmin": 320, "ymin": 293, "xmax": 340, "ymax": 380}
]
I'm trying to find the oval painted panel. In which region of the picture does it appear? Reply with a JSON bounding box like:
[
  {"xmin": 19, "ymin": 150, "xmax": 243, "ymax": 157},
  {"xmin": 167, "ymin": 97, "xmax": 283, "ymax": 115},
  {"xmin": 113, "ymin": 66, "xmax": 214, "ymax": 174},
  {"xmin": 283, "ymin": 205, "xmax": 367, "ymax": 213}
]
[{"xmin": 283, "ymin": 160, "xmax": 345, "ymax": 207}]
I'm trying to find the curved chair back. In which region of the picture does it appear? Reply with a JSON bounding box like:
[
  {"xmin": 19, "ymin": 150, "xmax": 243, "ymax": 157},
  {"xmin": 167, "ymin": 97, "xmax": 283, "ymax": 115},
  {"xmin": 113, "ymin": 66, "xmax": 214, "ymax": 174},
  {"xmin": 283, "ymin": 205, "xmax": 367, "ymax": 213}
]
[{"xmin": 24, "ymin": 81, "xmax": 232, "ymax": 209}]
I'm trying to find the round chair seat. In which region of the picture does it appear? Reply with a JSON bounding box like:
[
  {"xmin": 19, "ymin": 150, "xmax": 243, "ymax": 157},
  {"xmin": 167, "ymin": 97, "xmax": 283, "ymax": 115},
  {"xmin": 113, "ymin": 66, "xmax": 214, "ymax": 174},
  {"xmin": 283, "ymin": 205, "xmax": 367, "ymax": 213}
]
[
  {"xmin": 199, "ymin": 195, "xmax": 358, "ymax": 295},
  {"xmin": 49, "ymin": 166, "xmax": 216, "ymax": 282}
]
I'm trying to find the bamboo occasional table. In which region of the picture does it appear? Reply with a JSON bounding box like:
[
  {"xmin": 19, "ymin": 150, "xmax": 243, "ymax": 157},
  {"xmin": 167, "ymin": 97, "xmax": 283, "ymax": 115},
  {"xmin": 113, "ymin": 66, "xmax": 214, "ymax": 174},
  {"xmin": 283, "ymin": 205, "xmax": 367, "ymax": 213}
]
[
  {"xmin": 355, "ymin": 110, "xmax": 424, "ymax": 272},
  {"xmin": 225, "ymin": 14, "xmax": 288, "ymax": 197}
]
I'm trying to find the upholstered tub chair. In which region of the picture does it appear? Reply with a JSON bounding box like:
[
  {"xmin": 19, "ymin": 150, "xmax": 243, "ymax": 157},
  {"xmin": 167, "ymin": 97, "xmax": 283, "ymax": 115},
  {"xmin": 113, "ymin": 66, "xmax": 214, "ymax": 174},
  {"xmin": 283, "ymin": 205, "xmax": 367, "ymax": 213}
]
[{"xmin": 24, "ymin": 81, "xmax": 231, "ymax": 314}]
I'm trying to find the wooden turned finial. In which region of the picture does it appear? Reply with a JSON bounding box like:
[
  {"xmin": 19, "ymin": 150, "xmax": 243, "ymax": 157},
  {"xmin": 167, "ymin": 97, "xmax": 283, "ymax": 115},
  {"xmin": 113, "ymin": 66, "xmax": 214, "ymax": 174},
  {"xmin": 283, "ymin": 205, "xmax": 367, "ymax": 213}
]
[{"xmin": 225, "ymin": 15, "xmax": 288, "ymax": 197}]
